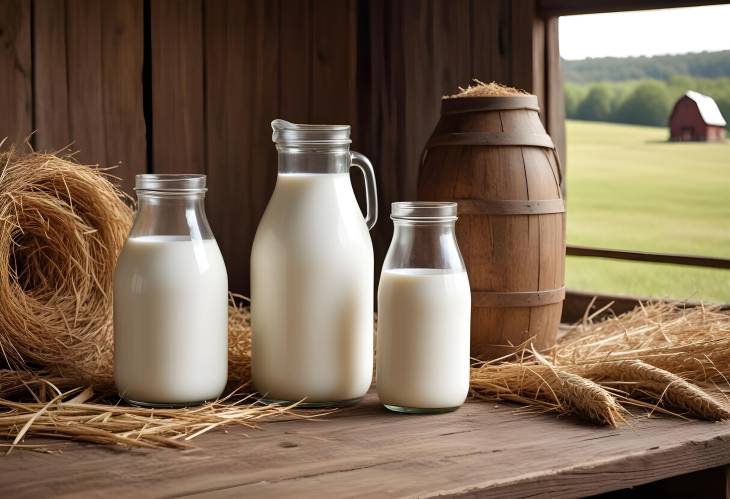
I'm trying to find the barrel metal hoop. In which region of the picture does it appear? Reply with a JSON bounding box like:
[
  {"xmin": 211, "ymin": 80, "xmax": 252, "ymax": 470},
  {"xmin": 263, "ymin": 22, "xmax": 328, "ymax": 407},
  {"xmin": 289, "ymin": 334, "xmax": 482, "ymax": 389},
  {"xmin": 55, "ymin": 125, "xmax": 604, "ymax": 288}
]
[
  {"xmin": 442, "ymin": 103, "xmax": 540, "ymax": 115},
  {"xmin": 441, "ymin": 95, "xmax": 540, "ymax": 115},
  {"xmin": 426, "ymin": 132, "xmax": 555, "ymax": 149},
  {"xmin": 472, "ymin": 287, "xmax": 566, "ymax": 308},
  {"xmin": 457, "ymin": 199, "xmax": 565, "ymax": 216}
]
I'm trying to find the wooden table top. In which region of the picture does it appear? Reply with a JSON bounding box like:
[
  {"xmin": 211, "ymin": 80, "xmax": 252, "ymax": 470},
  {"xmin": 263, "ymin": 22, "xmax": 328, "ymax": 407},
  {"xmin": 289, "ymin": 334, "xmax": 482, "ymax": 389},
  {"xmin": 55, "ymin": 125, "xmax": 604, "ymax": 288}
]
[{"xmin": 2, "ymin": 390, "xmax": 729, "ymax": 498}]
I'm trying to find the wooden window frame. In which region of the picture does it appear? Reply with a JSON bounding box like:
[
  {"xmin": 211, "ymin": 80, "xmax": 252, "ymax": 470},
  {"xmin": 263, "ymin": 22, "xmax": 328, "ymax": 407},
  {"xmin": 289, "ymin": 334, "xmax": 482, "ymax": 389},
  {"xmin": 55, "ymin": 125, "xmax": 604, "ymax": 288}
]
[{"xmin": 533, "ymin": 0, "xmax": 730, "ymax": 321}]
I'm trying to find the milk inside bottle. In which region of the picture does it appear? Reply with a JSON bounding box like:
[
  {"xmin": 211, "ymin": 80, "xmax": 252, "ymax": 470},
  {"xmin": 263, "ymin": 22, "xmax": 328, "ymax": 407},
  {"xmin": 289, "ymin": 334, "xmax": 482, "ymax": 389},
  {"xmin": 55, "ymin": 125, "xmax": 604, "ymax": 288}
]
[
  {"xmin": 376, "ymin": 202, "xmax": 471, "ymax": 413},
  {"xmin": 377, "ymin": 269, "xmax": 471, "ymax": 410},
  {"xmin": 251, "ymin": 120, "xmax": 378, "ymax": 406},
  {"xmin": 114, "ymin": 174, "xmax": 228, "ymax": 407}
]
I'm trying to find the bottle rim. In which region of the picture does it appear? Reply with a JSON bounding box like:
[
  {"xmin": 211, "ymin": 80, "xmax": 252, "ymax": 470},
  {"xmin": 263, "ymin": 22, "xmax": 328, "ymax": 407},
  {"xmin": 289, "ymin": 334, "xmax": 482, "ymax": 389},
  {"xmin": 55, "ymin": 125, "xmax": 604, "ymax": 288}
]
[
  {"xmin": 391, "ymin": 201, "xmax": 458, "ymax": 222},
  {"xmin": 272, "ymin": 119, "xmax": 351, "ymax": 147},
  {"xmin": 135, "ymin": 174, "xmax": 207, "ymax": 193}
]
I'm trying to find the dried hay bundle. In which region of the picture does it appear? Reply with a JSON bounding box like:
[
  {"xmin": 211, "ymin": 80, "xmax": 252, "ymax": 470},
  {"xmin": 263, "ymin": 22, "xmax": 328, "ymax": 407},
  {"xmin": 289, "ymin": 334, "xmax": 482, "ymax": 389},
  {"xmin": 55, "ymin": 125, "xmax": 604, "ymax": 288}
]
[
  {"xmin": 469, "ymin": 359, "xmax": 626, "ymax": 426},
  {"xmin": 0, "ymin": 148, "xmax": 132, "ymax": 386},
  {"xmin": 470, "ymin": 303, "xmax": 730, "ymax": 425},
  {"xmin": 446, "ymin": 79, "xmax": 528, "ymax": 98}
]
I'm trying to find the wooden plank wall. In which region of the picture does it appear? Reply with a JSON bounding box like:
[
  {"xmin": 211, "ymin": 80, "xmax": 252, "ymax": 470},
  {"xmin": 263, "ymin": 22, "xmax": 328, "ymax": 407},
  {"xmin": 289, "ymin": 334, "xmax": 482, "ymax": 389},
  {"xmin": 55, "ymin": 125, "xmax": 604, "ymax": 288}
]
[
  {"xmin": 0, "ymin": 0, "xmax": 31, "ymax": 148},
  {"xmin": 361, "ymin": 0, "xmax": 563, "ymax": 287},
  {"xmin": 0, "ymin": 0, "xmax": 563, "ymax": 295},
  {"xmin": 32, "ymin": 0, "xmax": 147, "ymax": 194}
]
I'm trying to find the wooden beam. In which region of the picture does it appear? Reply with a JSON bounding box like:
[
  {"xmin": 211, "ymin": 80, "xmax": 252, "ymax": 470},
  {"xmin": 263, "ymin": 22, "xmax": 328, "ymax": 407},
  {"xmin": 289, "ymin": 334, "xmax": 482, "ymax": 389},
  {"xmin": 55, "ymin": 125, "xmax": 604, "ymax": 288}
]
[
  {"xmin": 0, "ymin": 0, "xmax": 32, "ymax": 149},
  {"xmin": 563, "ymin": 289, "xmax": 645, "ymax": 323},
  {"xmin": 598, "ymin": 466, "xmax": 730, "ymax": 499},
  {"xmin": 150, "ymin": 0, "xmax": 205, "ymax": 175},
  {"xmin": 567, "ymin": 245, "xmax": 730, "ymax": 270},
  {"xmin": 544, "ymin": 16, "xmax": 565, "ymax": 193},
  {"xmin": 562, "ymin": 288, "xmax": 730, "ymax": 324},
  {"xmin": 538, "ymin": 0, "xmax": 729, "ymax": 17}
]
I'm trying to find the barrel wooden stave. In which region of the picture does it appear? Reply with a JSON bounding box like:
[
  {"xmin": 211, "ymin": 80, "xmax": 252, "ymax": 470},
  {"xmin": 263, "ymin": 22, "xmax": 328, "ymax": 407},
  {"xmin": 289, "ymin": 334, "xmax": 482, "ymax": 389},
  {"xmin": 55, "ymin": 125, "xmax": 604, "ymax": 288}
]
[{"xmin": 419, "ymin": 99, "xmax": 565, "ymax": 359}]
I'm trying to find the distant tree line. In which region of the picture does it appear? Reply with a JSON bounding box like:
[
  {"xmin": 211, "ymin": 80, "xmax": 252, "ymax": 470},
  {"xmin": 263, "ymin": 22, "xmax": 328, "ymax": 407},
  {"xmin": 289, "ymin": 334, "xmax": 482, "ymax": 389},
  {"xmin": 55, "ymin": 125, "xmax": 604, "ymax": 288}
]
[
  {"xmin": 562, "ymin": 51, "xmax": 730, "ymax": 128},
  {"xmin": 565, "ymin": 76, "xmax": 730, "ymax": 128},
  {"xmin": 563, "ymin": 51, "xmax": 730, "ymax": 83}
]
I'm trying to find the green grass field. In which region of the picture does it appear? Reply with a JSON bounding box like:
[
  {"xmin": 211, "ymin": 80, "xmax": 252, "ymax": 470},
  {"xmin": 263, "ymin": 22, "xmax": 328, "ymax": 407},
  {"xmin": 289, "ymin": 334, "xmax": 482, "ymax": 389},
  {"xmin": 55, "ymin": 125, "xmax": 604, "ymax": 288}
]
[{"xmin": 565, "ymin": 119, "xmax": 730, "ymax": 302}]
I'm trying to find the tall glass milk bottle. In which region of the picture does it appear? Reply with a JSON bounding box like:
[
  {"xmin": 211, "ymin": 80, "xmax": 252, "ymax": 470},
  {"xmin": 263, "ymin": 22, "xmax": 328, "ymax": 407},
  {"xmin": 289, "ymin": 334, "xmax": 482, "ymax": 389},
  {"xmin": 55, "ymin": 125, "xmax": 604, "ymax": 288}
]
[
  {"xmin": 114, "ymin": 174, "xmax": 228, "ymax": 407},
  {"xmin": 251, "ymin": 120, "xmax": 377, "ymax": 407}
]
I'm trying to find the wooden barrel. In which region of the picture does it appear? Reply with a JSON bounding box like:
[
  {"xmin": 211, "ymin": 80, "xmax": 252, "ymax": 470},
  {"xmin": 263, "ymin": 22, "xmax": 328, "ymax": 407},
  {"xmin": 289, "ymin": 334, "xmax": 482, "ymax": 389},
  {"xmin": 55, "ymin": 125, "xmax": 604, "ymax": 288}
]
[{"xmin": 418, "ymin": 94, "xmax": 565, "ymax": 360}]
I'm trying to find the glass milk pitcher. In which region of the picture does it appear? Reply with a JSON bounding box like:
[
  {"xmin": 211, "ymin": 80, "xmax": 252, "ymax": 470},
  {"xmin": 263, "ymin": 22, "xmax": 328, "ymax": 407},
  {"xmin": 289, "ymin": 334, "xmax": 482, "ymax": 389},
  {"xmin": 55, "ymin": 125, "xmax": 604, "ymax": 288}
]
[{"xmin": 251, "ymin": 120, "xmax": 377, "ymax": 407}]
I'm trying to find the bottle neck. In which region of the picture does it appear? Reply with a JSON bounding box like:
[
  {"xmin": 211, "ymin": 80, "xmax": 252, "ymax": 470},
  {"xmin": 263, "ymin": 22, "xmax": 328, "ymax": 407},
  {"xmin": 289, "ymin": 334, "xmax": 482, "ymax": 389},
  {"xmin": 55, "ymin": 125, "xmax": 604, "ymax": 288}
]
[
  {"xmin": 277, "ymin": 148, "xmax": 351, "ymax": 174},
  {"xmin": 130, "ymin": 192, "xmax": 214, "ymax": 240},
  {"xmin": 383, "ymin": 220, "xmax": 465, "ymax": 272}
]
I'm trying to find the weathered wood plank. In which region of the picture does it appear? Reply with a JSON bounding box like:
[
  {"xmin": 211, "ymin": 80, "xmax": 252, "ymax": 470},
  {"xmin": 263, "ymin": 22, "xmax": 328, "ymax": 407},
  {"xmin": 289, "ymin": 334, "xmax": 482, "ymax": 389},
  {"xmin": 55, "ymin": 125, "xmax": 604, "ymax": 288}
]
[
  {"xmin": 510, "ymin": 0, "xmax": 537, "ymax": 93},
  {"xmin": 33, "ymin": 0, "xmax": 146, "ymax": 193},
  {"xmin": 204, "ymin": 0, "xmax": 280, "ymax": 295},
  {"xmin": 65, "ymin": 0, "xmax": 107, "ymax": 164},
  {"xmin": 470, "ymin": 0, "xmax": 511, "ymax": 83},
  {"xmin": 33, "ymin": 0, "xmax": 70, "ymax": 151},
  {"xmin": 0, "ymin": 0, "xmax": 31, "ymax": 149},
  {"xmin": 309, "ymin": 0, "xmax": 357, "ymax": 127},
  {"xmin": 568, "ymin": 245, "xmax": 730, "ymax": 270},
  {"xmin": 151, "ymin": 0, "xmax": 205, "ymax": 174},
  {"xmin": 99, "ymin": 0, "xmax": 147, "ymax": 193},
  {"xmin": 278, "ymin": 0, "xmax": 312, "ymax": 123},
  {"xmin": 1, "ymin": 391, "xmax": 729, "ymax": 498},
  {"xmin": 544, "ymin": 16, "xmax": 566, "ymax": 189}
]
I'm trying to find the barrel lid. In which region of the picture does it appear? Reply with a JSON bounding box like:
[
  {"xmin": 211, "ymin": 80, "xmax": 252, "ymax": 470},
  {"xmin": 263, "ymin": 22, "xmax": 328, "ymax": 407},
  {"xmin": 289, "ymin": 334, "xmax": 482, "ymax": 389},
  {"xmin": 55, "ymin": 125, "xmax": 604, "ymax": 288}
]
[{"xmin": 441, "ymin": 95, "xmax": 540, "ymax": 115}]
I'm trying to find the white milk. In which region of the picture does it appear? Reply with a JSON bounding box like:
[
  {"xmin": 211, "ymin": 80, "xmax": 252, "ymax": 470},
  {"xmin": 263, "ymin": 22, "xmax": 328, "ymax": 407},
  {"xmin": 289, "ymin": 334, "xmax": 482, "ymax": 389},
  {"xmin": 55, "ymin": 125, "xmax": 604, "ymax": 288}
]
[
  {"xmin": 251, "ymin": 173, "xmax": 373, "ymax": 403},
  {"xmin": 376, "ymin": 269, "xmax": 471, "ymax": 410},
  {"xmin": 113, "ymin": 236, "xmax": 228, "ymax": 405}
]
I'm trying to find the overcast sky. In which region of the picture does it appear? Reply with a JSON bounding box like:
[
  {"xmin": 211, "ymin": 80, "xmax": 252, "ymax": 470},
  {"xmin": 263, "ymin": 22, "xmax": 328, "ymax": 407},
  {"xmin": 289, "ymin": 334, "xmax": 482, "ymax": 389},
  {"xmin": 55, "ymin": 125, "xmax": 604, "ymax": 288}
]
[{"xmin": 559, "ymin": 5, "xmax": 730, "ymax": 60}]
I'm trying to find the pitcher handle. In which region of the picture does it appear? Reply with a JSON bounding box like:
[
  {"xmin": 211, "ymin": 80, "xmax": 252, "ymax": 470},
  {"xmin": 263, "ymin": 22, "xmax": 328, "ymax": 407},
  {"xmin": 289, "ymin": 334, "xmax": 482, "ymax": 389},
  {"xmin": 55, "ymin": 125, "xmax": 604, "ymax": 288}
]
[{"xmin": 350, "ymin": 151, "xmax": 378, "ymax": 230}]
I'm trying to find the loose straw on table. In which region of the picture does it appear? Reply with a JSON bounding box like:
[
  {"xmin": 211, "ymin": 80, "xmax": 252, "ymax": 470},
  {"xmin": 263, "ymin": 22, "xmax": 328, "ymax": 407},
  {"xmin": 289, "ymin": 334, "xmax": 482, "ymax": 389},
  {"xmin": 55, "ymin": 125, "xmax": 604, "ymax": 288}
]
[{"xmin": 470, "ymin": 302, "xmax": 730, "ymax": 425}]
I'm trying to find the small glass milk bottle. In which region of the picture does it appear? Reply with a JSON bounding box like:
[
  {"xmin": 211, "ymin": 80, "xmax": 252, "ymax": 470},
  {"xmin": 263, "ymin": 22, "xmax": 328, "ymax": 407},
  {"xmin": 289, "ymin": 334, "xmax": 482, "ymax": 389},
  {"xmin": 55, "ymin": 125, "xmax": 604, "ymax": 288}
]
[
  {"xmin": 376, "ymin": 202, "xmax": 471, "ymax": 413},
  {"xmin": 114, "ymin": 174, "xmax": 228, "ymax": 407}
]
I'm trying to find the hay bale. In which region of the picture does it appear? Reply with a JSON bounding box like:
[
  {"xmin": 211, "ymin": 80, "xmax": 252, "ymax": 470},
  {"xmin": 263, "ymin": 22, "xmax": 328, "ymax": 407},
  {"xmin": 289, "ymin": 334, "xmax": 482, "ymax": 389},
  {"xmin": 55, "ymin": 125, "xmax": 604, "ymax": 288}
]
[{"xmin": 0, "ymin": 149, "xmax": 132, "ymax": 386}]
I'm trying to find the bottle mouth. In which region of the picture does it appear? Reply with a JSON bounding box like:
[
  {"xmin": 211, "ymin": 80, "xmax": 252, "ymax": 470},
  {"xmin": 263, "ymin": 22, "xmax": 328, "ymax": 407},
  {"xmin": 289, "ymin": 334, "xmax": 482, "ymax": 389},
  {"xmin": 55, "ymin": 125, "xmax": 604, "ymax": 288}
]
[
  {"xmin": 135, "ymin": 174, "xmax": 207, "ymax": 193},
  {"xmin": 391, "ymin": 202, "xmax": 458, "ymax": 222},
  {"xmin": 272, "ymin": 119, "xmax": 351, "ymax": 147}
]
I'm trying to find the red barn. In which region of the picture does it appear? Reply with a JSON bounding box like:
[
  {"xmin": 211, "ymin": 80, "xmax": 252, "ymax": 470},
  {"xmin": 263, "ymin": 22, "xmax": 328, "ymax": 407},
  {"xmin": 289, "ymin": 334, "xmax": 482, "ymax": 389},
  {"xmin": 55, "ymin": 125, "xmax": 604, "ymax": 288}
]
[{"xmin": 668, "ymin": 90, "xmax": 726, "ymax": 142}]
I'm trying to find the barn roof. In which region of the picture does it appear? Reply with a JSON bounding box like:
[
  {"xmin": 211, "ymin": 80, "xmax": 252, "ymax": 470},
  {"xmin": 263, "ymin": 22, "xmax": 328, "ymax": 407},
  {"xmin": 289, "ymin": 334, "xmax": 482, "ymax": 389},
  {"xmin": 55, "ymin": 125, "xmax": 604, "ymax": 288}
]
[{"xmin": 684, "ymin": 90, "xmax": 727, "ymax": 127}]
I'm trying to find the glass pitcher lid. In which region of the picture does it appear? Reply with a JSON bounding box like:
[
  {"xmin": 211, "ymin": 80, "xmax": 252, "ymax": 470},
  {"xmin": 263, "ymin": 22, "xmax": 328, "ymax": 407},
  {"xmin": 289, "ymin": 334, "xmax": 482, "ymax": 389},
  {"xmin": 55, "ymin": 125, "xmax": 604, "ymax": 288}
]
[{"xmin": 271, "ymin": 119, "xmax": 351, "ymax": 146}]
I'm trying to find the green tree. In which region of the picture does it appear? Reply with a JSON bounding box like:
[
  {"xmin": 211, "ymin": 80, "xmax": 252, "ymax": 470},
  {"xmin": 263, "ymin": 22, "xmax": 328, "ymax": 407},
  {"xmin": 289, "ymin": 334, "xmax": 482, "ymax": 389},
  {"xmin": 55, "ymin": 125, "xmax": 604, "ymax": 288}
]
[
  {"xmin": 615, "ymin": 81, "xmax": 672, "ymax": 126},
  {"xmin": 714, "ymin": 95, "xmax": 730, "ymax": 137},
  {"xmin": 576, "ymin": 84, "xmax": 612, "ymax": 121},
  {"xmin": 564, "ymin": 83, "xmax": 581, "ymax": 118}
]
